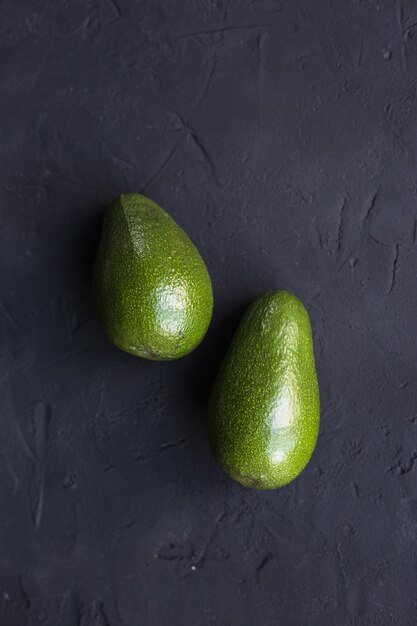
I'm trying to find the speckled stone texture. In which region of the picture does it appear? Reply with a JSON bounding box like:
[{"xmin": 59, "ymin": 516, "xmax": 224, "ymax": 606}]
[{"xmin": 1, "ymin": 0, "xmax": 417, "ymax": 624}]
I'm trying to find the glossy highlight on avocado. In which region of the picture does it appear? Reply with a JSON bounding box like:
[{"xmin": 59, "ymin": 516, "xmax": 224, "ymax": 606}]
[
  {"xmin": 93, "ymin": 193, "xmax": 213, "ymax": 360},
  {"xmin": 209, "ymin": 291, "xmax": 319, "ymax": 489}
]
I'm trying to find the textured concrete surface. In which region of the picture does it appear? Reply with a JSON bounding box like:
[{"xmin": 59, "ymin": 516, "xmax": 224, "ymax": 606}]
[{"xmin": 1, "ymin": 0, "xmax": 417, "ymax": 624}]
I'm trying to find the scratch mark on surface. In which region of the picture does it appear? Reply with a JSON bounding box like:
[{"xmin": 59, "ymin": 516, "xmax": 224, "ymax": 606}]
[
  {"xmin": 315, "ymin": 196, "xmax": 348, "ymax": 255},
  {"xmin": 256, "ymin": 553, "xmax": 274, "ymax": 572},
  {"xmin": 307, "ymin": 246, "xmax": 359, "ymax": 305},
  {"xmin": 335, "ymin": 538, "xmax": 347, "ymax": 610},
  {"xmin": 34, "ymin": 476, "xmax": 45, "ymax": 529},
  {"xmin": 388, "ymin": 244, "xmax": 400, "ymax": 294},
  {"xmin": 304, "ymin": 10, "xmax": 337, "ymax": 81},
  {"xmin": 69, "ymin": 503, "xmax": 79, "ymax": 549},
  {"xmin": 156, "ymin": 543, "xmax": 190, "ymax": 562},
  {"xmin": 193, "ymin": 56, "xmax": 217, "ymax": 109},
  {"xmin": 351, "ymin": 482, "xmax": 360, "ymax": 499},
  {"xmin": 256, "ymin": 33, "xmax": 266, "ymax": 130},
  {"xmin": 187, "ymin": 131, "xmax": 209, "ymax": 162},
  {"xmin": 39, "ymin": 349, "xmax": 88, "ymax": 372},
  {"xmin": 194, "ymin": 510, "xmax": 228, "ymax": 567},
  {"xmin": 298, "ymin": 0, "xmax": 309, "ymax": 24},
  {"xmin": 368, "ymin": 232, "xmax": 390, "ymax": 249},
  {"xmin": 413, "ymin": 218, "xmax": 417, "ymax": 244},
  {"xmin": 29, "ymin": 402, "xmax": 50, "ymax": 530},
  {"xmin": 106, "ymin": 401, "xmax": 144, "ymax": 423},
  {"xmin": 0, "ymin": 301, "xmax": 18, "ymax": 330},
  {"xmin": 315, "ymin": 221, "xmax": 325, "ymax": 252},
  {"xmin": 176, "ymin": 23, "xmax": 279, "ymax": 39},
  {"xmin": 77, "ymin": 601, "xmax": 111, "ymax": 626},
  {"xmin": 108, "ymin": 153, "xmax": 134, "ymax": 172},
  {"xmin": 331, "ymin": 317, "xmax": 361, "ymax": 332},
  {"xmin": 33, "ymin": 401, "xmax": 50, "ymax": 463},
  {"xmin": 1, "ymin": 451, "xmax": 19, "ymax": 494},
  {"xmin": 145, "ymin": 50, "xmax": 218, "ymax": 192},
  {"xmin": 263, "ymin": 522, "xmax": 301, "ymax": 554},
  {"xmin": 336, "ymin": 250, "xmax": 356, "ymax": 274},
  {"xmin": 140, "ymin": 140, "xmax": 181, "ymax": 193},
  {"xmin": 394, "ymin": 451, "xmax": 417, "ymax": 475},
  {"xmin": 159, "ymin": 435, "xmax": 194, "ymax": 451},
  {"xmin": 18, "ymin": 576, "xmax": 30, "ymax": 609},
  {"xmin": 91, "ymin": 602, "xmax": 111, "ymax": 626},
  {"xmin": 155, "ymin": 543, "xmax": 184, "ymax": 561},
  {"xmin": 186, "ymin": 131, "xmax": 216, "ymax": 178},
  {"xmin": 396, "ymin": 0, "xmax": 408, "ymax": 70},
  {"xmin": 59, "ymin": 590, "xmax": 78, "ymax": 621},
  {"xmin": 336, "ymin": 195, "xmax": 348, "ymax": 253},
  {"xmin": 11, "ymin": 415, "xmax": 37, "ymax": 464},
  {"xmin": 106, "ymin": 0, "xmax": 122, "ymax": 19},
  {"xmin": 363, "ymin": 191, "xmax": 378, "ymax": 225},
  {"xmin": 356, "ymin": 34, "xmax": 363, "ymax": 68},
  {"xmin": 370, "ymin": 332, "xmax": 400, "ymax": 357}
]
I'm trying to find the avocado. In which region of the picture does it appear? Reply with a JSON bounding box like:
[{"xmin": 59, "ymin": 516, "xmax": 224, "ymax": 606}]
[
  {"xmin": 93, "ymin": 193, "xmax": 213, "ymax": 360},
  {"xmin": 209, "ymin": 291, "xmax": 319, "ymax": 489}
]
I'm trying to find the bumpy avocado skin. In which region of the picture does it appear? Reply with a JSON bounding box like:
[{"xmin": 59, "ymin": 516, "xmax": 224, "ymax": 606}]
[
  {"xmin": 209, "ymin": 291, "xmax": 320, "ymax": 489},
  {"xmin": 93, "ymin": 193, "xmax": 213, "ymax": 360}
]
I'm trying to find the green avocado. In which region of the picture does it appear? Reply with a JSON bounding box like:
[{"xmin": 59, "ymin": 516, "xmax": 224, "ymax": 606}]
[
  {"xmin": 93, "ymin": 193, "xmax": 213, "ymax": 360},
  {"xmin": 209, "ymin": 291, "xmax": 319, "ymax": 489}
]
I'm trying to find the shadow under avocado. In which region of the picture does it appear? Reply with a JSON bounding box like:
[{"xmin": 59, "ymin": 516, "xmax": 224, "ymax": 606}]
[
  {"xmin": 182, "ymin": 298, "xmax": 252, "ymax": 422},
  {"xmin": 78, "ymin": 208, "xmax": 104, "ymax": 294}
]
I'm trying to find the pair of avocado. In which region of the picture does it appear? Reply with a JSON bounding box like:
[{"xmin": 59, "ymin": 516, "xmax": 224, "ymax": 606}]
[{"xmin": 94, "ymin": 193, "xmax": 320, "ymax": 489}]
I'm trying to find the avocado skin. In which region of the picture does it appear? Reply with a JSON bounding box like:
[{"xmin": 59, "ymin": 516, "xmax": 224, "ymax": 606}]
[
  {"xmin": 209, "ymin": 291, "xmax": 319, "ymax": 489},
  {"xmin": 93, "ymin": 193, "xmax": 213, "ymax": 360}
]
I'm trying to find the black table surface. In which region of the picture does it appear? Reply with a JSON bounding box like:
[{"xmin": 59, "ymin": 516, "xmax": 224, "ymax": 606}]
[{"xmin": 1, "ymin": 1, "xmax": 416, "ymax": 624}]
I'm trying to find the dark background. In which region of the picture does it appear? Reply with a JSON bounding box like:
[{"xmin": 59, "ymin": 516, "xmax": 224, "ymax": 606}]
[{"xmin": 1, "ymin": 0, "xmax": 417, "ymax": 624}]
